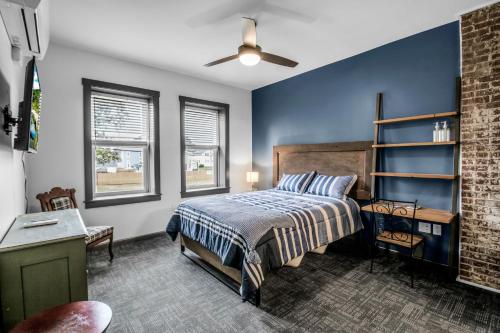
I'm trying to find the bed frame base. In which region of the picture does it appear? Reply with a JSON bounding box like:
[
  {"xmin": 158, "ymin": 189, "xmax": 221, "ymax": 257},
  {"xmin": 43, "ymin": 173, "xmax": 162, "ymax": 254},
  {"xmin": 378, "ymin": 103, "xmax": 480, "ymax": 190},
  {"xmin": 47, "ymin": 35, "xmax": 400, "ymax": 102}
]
[{"xmin": 180, "ymin": 240, "xmax": 261, "ymax": 307}]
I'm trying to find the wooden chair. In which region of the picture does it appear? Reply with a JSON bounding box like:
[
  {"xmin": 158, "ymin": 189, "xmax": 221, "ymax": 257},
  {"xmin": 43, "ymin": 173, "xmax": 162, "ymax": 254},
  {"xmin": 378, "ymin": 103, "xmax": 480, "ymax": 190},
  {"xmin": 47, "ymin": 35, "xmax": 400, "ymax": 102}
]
[{"xmin": 36, "ymin": 187, "xmax": 114, "ymax": 261}]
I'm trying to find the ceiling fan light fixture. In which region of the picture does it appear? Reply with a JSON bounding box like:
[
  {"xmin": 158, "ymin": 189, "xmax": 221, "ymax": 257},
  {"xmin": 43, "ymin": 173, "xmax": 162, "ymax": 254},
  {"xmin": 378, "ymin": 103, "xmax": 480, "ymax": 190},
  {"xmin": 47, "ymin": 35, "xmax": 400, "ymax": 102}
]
[
  {"xmin": 239, "ymin": 53, "xmax": 261, "ymax": 66},
  {"xmin": 204, "ymin": 23, "xmax": 298, "ymax": 68},
  {"xmin": 238, "ymin": 45, "xmax": 261, "ymax": 66}
]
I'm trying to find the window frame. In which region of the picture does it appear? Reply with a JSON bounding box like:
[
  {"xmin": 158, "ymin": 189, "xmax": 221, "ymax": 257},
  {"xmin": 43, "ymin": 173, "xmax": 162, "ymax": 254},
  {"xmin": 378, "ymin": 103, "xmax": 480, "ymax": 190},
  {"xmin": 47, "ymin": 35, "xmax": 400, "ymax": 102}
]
[
  {"xmin": 184, "ymin": 146, "xmax": 219, "ymax": 190},
  {"xmin": 92, "ymin": 144, "xmax": 149, "ymax": 197},
  {"xmin": 179, "ymin": 96, "xmax": 230, "ymax": 198},
  {"xmin": 83, "ymin": 78, "xmax": 161, "ymax": 208}
]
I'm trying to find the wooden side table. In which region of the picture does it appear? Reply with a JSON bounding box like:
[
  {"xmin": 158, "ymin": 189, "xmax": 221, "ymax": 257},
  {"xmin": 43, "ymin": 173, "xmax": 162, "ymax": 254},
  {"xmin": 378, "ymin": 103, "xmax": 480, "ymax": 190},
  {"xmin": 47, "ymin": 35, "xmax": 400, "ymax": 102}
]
[{"xmin": 10, "ymin": 301, "xmax": 112, "ymax": 333}]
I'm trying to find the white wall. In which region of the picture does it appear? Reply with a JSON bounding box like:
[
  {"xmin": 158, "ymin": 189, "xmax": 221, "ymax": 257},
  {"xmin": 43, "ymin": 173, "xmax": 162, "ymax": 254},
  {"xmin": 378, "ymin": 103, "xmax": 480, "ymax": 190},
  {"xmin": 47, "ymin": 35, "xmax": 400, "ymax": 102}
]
[
  {"xmin": 0, "ymin": 20, "xmax": 28, "ymax": 240},
  {"xmin": 27, "ymin": 43, "xmax": 252, "ymax": 240}
]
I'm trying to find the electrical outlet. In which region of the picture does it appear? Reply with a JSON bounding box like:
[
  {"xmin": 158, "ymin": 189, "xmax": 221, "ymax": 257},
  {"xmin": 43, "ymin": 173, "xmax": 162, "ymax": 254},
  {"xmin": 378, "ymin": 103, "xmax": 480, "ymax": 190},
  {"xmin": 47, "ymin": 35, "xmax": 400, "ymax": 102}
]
[
  {"xmin": 418, "ymin": 222, "xmax": 431, "ymax": 233},
  {"xmin": 433, "ymin": 224, "xmax": 442, "ymax": 236}
]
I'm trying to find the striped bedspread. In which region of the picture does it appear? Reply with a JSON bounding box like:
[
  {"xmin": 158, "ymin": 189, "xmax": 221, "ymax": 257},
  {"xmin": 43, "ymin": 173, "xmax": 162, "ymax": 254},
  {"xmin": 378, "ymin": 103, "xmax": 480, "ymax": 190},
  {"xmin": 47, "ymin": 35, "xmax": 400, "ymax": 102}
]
[{"xmin": 166, "ymin": 189, "xmax": 363, "ymax": 300}]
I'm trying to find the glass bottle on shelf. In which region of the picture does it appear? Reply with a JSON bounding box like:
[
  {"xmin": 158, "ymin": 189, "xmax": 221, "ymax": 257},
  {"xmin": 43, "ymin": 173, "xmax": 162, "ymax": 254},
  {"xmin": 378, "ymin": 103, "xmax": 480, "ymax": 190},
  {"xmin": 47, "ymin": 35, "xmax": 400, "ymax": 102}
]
[
  {"xmin": 433, "ymin": 122, "xmax": 440, "ymax": 142},
  {"xmin": 442, "ymin": 121, "xmax": 450, "ymax": 142}
]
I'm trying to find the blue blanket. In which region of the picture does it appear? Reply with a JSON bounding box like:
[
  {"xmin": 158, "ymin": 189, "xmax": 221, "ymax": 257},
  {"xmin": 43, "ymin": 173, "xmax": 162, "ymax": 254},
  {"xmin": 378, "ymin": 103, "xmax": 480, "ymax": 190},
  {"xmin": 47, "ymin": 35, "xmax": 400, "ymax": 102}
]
[{"xmin": 167, "ymin": 189, "xmax": 363, "ymax": 300}]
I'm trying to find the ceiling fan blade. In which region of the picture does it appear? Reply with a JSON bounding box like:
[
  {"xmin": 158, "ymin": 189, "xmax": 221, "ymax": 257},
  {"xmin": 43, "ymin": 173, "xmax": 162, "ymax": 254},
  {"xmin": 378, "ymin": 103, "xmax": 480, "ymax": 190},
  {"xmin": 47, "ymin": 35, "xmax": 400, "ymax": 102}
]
[
  {"xmin": 242, "ymin": 17, "xmax": 257, "ymax": 47},
  {"xmin": 186, "ymin": 1, "xmax": 243, "ymax": 28},
  {"xmin": 261, "ymin": 52, "xmax": 298, "ymax": 67},
  {"xmin": 185, "ymin": 0, "xmax": 261, "ymax": 28},
  {"xmin": 204, "ymin": 54, "xmax": 239, "ymax": 67},
  {"xmin": 263, "ymin": 3, "xmax": 315, "ymax": 23}
]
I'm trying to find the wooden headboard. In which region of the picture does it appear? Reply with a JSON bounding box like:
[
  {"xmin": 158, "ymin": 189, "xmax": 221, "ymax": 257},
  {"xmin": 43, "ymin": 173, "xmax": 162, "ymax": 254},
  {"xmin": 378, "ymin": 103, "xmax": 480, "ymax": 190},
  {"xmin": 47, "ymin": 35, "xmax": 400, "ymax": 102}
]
[{"xmin": 273, "ymin": 141, "xmax": 373, "ymax": 200}]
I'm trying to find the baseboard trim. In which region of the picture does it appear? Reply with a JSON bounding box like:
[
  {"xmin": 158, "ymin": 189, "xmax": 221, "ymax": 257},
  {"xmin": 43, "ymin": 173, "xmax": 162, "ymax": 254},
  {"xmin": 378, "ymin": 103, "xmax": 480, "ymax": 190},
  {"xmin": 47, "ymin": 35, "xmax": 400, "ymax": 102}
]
[
  {"xmin": 114, "ymin": 231, "xmax": 166, "ymax": 245},
  {"xmin": 90, "ymin": 231, "xmax": 165, "ymax": 249},
  {"xmin": 456, "ymin": 277, "xmax": 500, "ymax": 294}
]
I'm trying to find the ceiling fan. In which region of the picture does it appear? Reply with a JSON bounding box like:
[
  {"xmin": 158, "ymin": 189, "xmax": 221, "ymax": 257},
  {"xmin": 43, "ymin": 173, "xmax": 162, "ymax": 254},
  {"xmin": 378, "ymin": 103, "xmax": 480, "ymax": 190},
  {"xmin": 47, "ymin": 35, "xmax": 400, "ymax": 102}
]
[{"xmin": 204, "ymin": 18, "xmax": 298, "ymax": 68}]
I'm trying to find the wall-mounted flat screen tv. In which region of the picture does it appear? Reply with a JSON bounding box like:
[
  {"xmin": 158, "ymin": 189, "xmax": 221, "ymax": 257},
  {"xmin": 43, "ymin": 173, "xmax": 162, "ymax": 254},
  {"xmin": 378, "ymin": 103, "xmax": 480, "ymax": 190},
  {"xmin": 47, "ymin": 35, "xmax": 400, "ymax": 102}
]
[{"xmin": 15, "ymin": 57, "xmax": 41, "ymax": 153}]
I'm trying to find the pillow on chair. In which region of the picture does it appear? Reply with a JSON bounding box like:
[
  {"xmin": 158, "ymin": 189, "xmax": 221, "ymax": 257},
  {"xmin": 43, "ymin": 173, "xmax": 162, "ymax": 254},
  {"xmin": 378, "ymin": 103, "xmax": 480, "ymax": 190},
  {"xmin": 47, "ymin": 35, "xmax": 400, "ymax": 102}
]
[
  {"xmin": 50, "ymin": 197, "xmax": 72, "ymax": 211},
  {"xmin": 85, "ymin": 226, "xmax": 114, "ymax": 245}
]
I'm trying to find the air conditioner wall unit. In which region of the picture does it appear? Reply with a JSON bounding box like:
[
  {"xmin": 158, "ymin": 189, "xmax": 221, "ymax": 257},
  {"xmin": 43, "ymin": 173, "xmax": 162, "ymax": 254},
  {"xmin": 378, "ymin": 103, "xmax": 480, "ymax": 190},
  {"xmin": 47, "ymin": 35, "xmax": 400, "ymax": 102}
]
[{"xmin": 0, "ymin": 0, "xmax": 49, "ymax": 58}]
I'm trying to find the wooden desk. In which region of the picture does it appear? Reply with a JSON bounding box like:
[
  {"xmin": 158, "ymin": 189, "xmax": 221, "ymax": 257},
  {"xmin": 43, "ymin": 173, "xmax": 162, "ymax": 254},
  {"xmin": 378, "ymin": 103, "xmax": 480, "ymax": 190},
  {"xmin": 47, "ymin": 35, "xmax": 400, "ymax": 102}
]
[
  {"xmin": 361, "ymin": 202, "xmax": 457, "ymax": 224},
  {"xmin": 362, "ymin": 202, "xmax": 459, "ymax": 271},
  {"xmin": 0, "ymin": 209, "xmax": 88, "ymax": 331}
]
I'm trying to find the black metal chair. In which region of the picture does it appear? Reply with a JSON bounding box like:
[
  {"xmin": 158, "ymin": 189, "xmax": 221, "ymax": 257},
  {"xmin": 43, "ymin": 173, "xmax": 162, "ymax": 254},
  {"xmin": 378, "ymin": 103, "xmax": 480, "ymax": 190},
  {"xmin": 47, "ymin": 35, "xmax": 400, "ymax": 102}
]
[{"xmin": 368, "ymin": 197, "xmax": 425, "ymax": 287}]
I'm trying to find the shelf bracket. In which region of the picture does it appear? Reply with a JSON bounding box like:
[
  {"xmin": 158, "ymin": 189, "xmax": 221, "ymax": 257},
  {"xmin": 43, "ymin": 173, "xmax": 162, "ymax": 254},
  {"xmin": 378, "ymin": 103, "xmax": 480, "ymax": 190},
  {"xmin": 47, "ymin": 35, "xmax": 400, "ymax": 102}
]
[{"xmin": 1, "ymin": 104, "xmax": 19, "ymax": 135}]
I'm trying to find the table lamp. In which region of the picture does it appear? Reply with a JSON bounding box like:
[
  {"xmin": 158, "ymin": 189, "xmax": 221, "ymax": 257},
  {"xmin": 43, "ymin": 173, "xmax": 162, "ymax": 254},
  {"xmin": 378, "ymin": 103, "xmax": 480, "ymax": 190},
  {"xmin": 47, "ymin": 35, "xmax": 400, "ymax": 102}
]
[{"xmin": 246, "ymin": 171, "xmax": 259, "ymax": 191}]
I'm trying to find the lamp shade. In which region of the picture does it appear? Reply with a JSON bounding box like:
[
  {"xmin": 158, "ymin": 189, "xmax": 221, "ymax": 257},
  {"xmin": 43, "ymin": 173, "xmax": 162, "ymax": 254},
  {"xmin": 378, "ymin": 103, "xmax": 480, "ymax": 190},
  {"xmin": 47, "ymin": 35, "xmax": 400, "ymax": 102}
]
[
  {"xmin": 239, "ymin": 53, "xmax": 261, "ymax": 66},
  {"xmin": 246, "ymin": 171, "xmax": 259, "ymax": 183}
]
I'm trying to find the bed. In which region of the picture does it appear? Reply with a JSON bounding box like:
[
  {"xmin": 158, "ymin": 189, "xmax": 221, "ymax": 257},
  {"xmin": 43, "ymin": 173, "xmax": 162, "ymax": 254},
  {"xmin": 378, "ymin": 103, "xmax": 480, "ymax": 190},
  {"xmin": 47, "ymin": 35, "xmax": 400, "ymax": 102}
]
[{"xmin": 167, "ymin": 141, "xmax": 372, "ymax": 306}]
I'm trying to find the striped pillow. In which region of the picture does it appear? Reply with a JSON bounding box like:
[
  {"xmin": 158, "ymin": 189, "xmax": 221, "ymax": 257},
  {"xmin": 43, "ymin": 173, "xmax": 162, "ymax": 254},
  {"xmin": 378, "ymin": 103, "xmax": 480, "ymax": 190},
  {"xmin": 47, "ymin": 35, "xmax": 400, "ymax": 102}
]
[
  {"xmin": 305, "ymin": 174, "xmax": 358, "ymax": 199},
  {"xmin": 277, "ymin": 171, "xmax": 317, "ymax": 193}
]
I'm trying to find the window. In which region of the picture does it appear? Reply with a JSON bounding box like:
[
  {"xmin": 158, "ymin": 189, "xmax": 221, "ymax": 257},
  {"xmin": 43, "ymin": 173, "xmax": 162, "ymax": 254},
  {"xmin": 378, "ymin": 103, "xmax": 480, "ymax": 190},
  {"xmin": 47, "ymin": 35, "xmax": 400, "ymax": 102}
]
[
  {"xmin": 82, "ymin": 79, "xmax": 160, "ymax": 208},
  {"xmin": 180, "ymin": 96, "xmax": 229, "ymax": 197}
]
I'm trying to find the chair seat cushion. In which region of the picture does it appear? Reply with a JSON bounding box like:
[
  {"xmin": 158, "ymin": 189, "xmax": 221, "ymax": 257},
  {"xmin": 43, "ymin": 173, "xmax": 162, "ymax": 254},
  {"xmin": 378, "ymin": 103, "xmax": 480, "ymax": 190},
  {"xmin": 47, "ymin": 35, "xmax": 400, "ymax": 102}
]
[{"xmin": 85, "ymin": 226, "xmax": 113, "ymax": 244}]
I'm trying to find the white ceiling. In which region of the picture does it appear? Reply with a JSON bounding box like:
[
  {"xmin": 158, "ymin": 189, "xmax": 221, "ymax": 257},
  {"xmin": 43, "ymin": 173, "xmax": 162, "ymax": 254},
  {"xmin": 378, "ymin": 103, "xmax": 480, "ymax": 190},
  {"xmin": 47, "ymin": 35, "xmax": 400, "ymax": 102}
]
[{"xmin": 49, "ymin": 0, "xmax": 491, "ymax": 90}]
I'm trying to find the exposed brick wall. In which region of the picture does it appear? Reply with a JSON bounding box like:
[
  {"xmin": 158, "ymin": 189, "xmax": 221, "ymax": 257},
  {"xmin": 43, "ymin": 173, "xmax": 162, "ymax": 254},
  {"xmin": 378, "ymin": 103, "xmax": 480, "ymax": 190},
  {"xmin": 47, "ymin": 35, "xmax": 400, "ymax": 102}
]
[{"xmin": 460, "ymin": 2, "xmax": 500, "ymax": 290}]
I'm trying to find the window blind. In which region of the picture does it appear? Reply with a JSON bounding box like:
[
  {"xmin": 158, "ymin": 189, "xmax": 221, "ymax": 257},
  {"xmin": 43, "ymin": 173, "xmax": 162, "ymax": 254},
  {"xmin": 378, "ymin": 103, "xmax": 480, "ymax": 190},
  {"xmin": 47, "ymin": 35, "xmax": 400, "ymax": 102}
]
[
  {"xmin": 91, "ymin": 91, "xmax": 151, "ymax": 142},
  {"xmin": 184, "ymin": 105, "xmax": 219, "ymax": 146}
]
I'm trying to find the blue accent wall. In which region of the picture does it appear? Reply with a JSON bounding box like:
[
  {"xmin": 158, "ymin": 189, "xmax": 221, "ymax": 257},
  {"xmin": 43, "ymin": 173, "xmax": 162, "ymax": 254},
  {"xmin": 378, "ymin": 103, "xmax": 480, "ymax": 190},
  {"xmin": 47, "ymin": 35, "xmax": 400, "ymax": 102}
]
[
  {"xmin": 252, "ymin": 22, "xmax": 460, "ymax": 264},
  {"xmin": 253, "ymin": 22, "xmax": 459, "ymax": 209}
]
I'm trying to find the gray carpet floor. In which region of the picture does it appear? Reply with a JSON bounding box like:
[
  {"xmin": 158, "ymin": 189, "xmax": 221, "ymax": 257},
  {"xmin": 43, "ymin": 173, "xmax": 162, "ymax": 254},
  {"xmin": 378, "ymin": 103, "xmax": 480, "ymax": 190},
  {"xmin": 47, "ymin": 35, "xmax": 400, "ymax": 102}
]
[{"xmin": 88, "ymin": 234, "xmax": 499, "ymax": 333}]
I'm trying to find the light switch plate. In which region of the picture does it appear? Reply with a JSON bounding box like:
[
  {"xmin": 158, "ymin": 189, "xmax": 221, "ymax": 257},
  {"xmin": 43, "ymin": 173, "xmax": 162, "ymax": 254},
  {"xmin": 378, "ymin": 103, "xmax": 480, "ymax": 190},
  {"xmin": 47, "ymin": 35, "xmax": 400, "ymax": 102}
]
[
  {"xmin": 418, "ymin": 222, "xmax": 431, "ymax": 233},
  {"xmin": 433, "ymin": 224, "xmax": 442, "ymax": 236}
]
